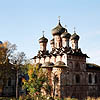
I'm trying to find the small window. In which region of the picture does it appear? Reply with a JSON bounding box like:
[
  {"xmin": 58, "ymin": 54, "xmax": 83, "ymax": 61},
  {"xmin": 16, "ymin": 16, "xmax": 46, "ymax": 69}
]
[
  {"xmin": 8, "ymin": 78, "xmax": 11, "ymax": 86},
  {"xmin": 18, "ymin": 78, "xmax": 22, "ymax": 86},
  {"xmin": 56, "ymin": 43, "xmax": 57, "ymax": 47},
  {"xmin": 88, "ymin": 74, "xmax": 92, "ymax": 83},
  {"xmin": 59, "ymin": 42, "xmax": 60, "ymax": 47},
  {"xmin": 76, "ymin": 74, "xmax": 80, "ymax": 83},
  {"xmin": 95, "ymin": 75, "xmax": 97, "ymax": 84},
  {"xmin": 69, "ymin": 62, "xmax": 73, "ymax": 67},
  {"xmin": 75, "ymin": 62, "xmax": 80, "ymax": 71}
]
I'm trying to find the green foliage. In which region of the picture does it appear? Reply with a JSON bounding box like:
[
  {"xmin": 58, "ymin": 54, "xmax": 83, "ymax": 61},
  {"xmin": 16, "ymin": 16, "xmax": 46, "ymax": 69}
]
[
  {"xmin": 22, "ymin": 64, "xmax": 52, "ymax": 100},
  {"xmin": 1, "ymin": 97, "xmax": 100, "ymax": 100},
  {"xmin": 0, "ymin": 97, "xmax": 16, "ymax": 100}
]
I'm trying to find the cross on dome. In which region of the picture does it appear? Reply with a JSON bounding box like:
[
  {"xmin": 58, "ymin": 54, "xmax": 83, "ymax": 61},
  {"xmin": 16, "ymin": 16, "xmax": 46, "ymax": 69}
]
[
  {"xmin": 58, "ymin": 16, "xmax": 61, "ymax": 22},
  {"xmin": 42, "ymin": 30, "xmax": 45, "ymax": 37},
  {"xmin": 74, "ymin": 27, "xmax": 76, "ymax": 33}
]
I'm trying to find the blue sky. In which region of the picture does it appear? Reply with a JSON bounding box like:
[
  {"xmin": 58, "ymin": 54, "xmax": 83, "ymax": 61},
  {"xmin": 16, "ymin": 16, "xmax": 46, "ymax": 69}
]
[{"xmin": 0, "ymin": 0, "xmax": 100, "ymax": 65}]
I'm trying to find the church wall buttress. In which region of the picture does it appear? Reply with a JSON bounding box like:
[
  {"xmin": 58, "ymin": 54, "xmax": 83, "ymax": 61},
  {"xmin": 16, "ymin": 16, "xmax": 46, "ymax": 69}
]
[{"xmin": 62, "ymin": 54, "xmax": 67, "ymax": 65}]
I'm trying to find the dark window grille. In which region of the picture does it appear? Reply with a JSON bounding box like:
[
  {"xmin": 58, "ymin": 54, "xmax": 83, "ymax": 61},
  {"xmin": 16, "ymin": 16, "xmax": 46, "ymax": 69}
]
[
  {"xmin": 8, "ymin": 78, "xmax": 11, "ymax": 86},
  {"xmin": 89, "ymin": 74, "xmax": 92, "ymax": 83},
  {"xmin": 76, "ymin": 74, "xmax": 80, "ymax": 83},
  {"xmin": 95, "ymin": 75, "xmax": 97, "ymax": 84}
]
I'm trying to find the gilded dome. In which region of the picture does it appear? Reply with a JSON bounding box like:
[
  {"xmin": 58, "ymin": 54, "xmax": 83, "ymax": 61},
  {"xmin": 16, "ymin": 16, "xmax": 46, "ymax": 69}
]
[
  {"xmin": 52, "ymin": 21, "xmax": 65, "ymax": 36},
  {"xmin": 39, "ymin": 35, "xmax": 48, "ymax": 43},
  {"xmin": 61, "ymin": 29, "xmax": 71, "ymax": 39},
  {"xmin": 71, "ymin": 33, "xmax": 80, "ymax": 40}
]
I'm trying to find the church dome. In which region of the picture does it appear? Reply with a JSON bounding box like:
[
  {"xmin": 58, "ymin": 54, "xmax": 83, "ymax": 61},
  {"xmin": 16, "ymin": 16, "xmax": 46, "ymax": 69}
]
[
  {"xmin": 52, "ymin": 21, "xmax": 65, "ymax": 36},
  {"xmin": 71, "ymin": 33, "xmax": 80, "ymax": 40},
  {"xmin": 39, "ymin": 35, "xmax": 48, "ymax": 43},
  {"xmin": 0, "ymin": 41, "xmax": 3, "ymax": 44},
  {"xmin": 55, "ymin": 61, "xmax": 65, "ymax": 66},
  {"xmin": 42, "ymin": 62, "xmax": 54, "ymax": 67},
  {"xmin": 61, "ymin": 29, "xmax": 71, "ymax": 39}
]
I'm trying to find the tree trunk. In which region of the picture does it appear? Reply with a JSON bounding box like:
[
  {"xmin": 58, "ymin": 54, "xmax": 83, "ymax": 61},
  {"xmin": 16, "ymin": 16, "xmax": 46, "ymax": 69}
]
[{"xmin": 16, "ymin": 66, "xmax": 18, "ymax": 99}]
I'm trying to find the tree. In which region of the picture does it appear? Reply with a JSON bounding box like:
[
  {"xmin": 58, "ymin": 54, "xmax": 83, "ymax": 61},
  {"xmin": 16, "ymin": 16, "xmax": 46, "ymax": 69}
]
[
  {"xmin": 22, "ymin": 64, "xmax": 51, "ymax": 100},
  {"xmin": 0, "ymin": 41, "xmax": 27, "ymax": 98},
  {"xmin": 10, "ymin": 52, "xmax": 26, "ymax": 99},
  {"xmin": 0, "ymin": 41, "xmax": 16, "ymax": 64},
  {"xmin": 0, "ymin": 41, "xmax": 17, "ymax": 95}
]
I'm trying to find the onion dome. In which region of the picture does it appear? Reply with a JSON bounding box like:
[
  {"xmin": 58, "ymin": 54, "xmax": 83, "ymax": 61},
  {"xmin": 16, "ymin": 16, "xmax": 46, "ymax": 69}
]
[
  {"xmin": 55, "ymin": 61, "xmax": 65, "ymax": 66},
  {"xmin": 52, "ymin": 21, "xmax": 66, "ymax": 36},
  {"xmin": 61, "ymin": 29, "xmax": 71, "ymax": 39},
  {"xmin": 39, "ymin": 35, "xmax": 48, "ymax": 43},
  {"xmin": 71, "ymin": 33, "xmax": 80, "ymax": 40},
  {"xmin": 50, "ymin": 39, "xmax": 54, "ymax": 44},
  {"xmin": 0, "ymin": 41, "xmax": 3, "ymax": 44},
  {"xmin": 42, "ymin": 62, "xmax": 54, "ymax": 67}
]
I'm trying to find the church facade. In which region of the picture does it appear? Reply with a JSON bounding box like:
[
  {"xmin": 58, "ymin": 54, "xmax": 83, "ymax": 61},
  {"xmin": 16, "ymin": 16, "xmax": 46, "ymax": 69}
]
[{"xmin": 33, "ymin": 19, "xmax": 100, "ymax": 99}]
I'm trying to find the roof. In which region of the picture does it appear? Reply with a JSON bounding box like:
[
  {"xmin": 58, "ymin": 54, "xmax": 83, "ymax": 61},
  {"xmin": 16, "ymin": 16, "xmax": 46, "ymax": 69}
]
[
  {"xmin": 52, "ymin": 21, "xmax": 65, "ymax": 36},
  {"xmin": 61, "ymin": 30, "xmax": 71, "ymax": 39},
  {"xmin": 54, "ymin": 61, "xmax": 67, "ymax": 68},
  {"xmin": 39, "ymin": 35, "xmax": 48, "ymax": 43},
  {"xmin": 86, "ymin": 63, "xmax": 100, "ymax": 70},
  {"xmin": 67, "ymin": 49, "xmax": 89, "ymax": 58},
  {"xmin": 42, "ymin": 62, "xmax": 54, "ymax": 68},
  {"xmin": 71, "ymin": 33, "xmax": 80, "ymax": 40}
]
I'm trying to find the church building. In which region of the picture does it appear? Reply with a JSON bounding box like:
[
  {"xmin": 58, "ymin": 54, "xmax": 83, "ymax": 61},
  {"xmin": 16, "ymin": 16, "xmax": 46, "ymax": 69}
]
[{"xmin": 33, "ymin": 19, "xmax": 100, "ymax": 100}]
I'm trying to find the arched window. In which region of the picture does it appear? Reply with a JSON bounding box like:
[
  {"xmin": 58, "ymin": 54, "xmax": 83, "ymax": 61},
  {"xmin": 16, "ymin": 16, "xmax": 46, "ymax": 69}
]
[
  {"xmin": 59, "ymin": 42, "xmax": 60, "ymax": 47},
  {"xmin": 69, "ymin": 62, "xmax": 73, "ymax": 68},
  {"xmin": 76, "ymin": 74, "xmax": 80, "ymax": 83},
  {"xmin": 88, "ymin": 74, "xmax": 92, "ymax": 83},
  {"xmin": 56, "ymin": 43, "xmax": 57, "ymax": 47},
  {"xmin": 8, "ymin": 78, "xmax": 11, "ymax": 86},
  {"xmin": 75, "ymin": 62, "xmax": 80, "ymax": 71},
  {"xmin": 95, "ymin": 74, "xmax": 97, "ymax": 84}
]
